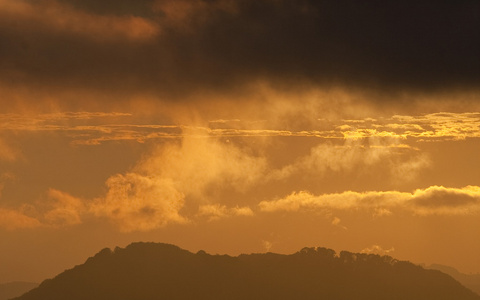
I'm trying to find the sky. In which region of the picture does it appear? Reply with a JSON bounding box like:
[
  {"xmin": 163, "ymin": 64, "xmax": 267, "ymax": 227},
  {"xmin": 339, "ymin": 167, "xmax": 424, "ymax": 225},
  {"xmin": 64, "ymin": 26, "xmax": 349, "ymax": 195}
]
[{"xmin": 1, "ymin": 0, "xmax": 480, "ymax": 283}]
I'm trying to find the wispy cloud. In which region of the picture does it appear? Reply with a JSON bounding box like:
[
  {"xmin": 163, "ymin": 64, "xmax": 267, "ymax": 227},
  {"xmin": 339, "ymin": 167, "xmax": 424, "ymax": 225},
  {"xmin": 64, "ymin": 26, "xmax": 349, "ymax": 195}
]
[
  {"xmin": 0, "ymin": 207, "xmax": 42, "ymax": 230},
  {"xmin": 153, "ymin": 0, "xmax": 238, "ymax": 32},
  {"xmin": 42, "ymin": 189, "xmax": 86, "ymax": 226},
  {"xmin": 0, "ymin": 138, "xmax": 19, "ymax": 162},
  {"xmin": 0, "ymin": 188, "xmax": 86, "ymax": 230},
  {"xmin": 269, "ymin": 138, "xmax": 429, "ymax": 182}
]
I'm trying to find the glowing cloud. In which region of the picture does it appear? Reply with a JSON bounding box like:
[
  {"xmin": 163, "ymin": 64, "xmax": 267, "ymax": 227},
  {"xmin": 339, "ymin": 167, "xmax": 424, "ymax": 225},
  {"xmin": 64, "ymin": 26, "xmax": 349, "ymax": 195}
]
[
  {"xmin": 43, "ymin": 189, "xmax": 86, "ymax": 226},
  {"xmin": 91, "ymin": 173, "xmax": 187, "ymax": 232},
  {"xmin": 259, "ymin": 186, "xmax": 480, "ymax": 216},
  {"xmin": 361, "ymin": 245, "xmax": 395, "ymax": 256},
  {"xmin": 90, "ymin": 133, "xmax": 266, "ymax": 231},
  {"xmin": 197, "ymin": 204, "xmax": 254, "ymax": 221},
  {"xmin": 0, "ymin": 188, "xmax": 85, "ymax": 230},
  {"xmin": 136, "ymin": 134, "xmax": 268, "ymax": 197},
  {"xmin": 1, "ymin": 111, "xmax": 479, "ymax": 145},
  {"xmin": 0, "ymin": 207, "xmax": 41, "ymax": 230},
  {"xmin": 269, "ymin": 138, "xmax": 429, "ymax": 183}
]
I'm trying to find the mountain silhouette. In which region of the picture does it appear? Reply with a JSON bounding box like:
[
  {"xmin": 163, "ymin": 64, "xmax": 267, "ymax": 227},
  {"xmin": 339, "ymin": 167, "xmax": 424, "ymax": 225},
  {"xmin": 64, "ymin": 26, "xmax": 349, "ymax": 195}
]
[
  {"xmin": 0, "ymin": 282, "xmax": 37, "ymax": 300},
  {"xmin": 427, "ymin": 264, "xmax": 480, "ymax": 296},
  {"xmin": 13, "ymin": 242, "xmax": 480, "ymax": 300}
]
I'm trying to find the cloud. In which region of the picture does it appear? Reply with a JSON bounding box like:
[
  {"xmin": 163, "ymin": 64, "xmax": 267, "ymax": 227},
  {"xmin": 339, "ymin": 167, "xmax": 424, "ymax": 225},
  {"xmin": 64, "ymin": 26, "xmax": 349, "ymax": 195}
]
[
  {"xmin": 0, "ymin": 188, "xmax": 86, "ymax": 230},
  {"xmin": 411, "ymin": 186, "xmax": 480, "ymax": 215},
  {"xmin": 339, "ymin": 112, "xmax": 480, "ymax": 141},
  {"xmin": 373, "ymin": 208, "xmax": 392, "ymax": 218},
  {"xmin": 0, "ymin": 0, "xmax": 159, "ymax": 42},
  {"xmin": 331, "ymin": 217, "xmax": 347, "ymax": 230},
  {"xmin": 0, "ymin": 138, "xmax": 18, "ymax": 162},
  {"xmin": 136, "ymin": 133, "xmax": 268, "ymax": 197},
  {"xmin": 0, "ymin": 176, "xmax": 186, "ymax": 231},
  {"xmin": 0, "ymin": 208, "xmax": 41, "ymax": 230},
  {"xmin": 42, "ymin": 189, "xmax": 85, "ymax": 226},
  {"xmin": 1, "ymin": 108, "xmax": 478, "ymax": 231},
  {"xmin": 1, "ymin": 0, "xmax": 479, "ymax": 102},
  {"xmin": 152, "ymin": 0, "xmax": 238, "ymax": 31},
  {"xmin": 262, "ymin": 240, "xmax": 273, "ymax": 252},
  {"xmin": 1, "ymin": 111, "xmax": 479, "ymax": 146},
  {"xmin": 2, "ymin": 183, "xmax": 479, "ymax": 231},
  {"xmin": 91, "ymin": 173, "xmax": 187, "ymax": 232},
  {"xmin": 0, "ymin": 125, "xmax": 265, "ymax": 231},
  {"xmin": 90, "ymin": 133, "xmax": 266, "ymax": 231},
  {"xmin": 197, "ymin": 204, "xmax": 254, "ymax": 221},
  {"xmin": 390, "ymin": 153, "xmax": 431, "ymax": 183},
  {"xmin": 259, "ymin": 186, "xmax": 480, "ymax": 216},
  {"xmin": 269, "ymin": 136, "xmax": 428, "ymax": 182},
  {"xmin": 361, "ymin": 245, "xmax": 395, "ymax": 256}
]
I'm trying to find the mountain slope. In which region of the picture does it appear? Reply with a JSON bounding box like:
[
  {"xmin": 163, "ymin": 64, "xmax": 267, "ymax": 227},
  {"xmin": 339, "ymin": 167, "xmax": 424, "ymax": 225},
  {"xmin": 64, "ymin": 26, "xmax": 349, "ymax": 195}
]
[
  {"xmin": 14, "ymin": 242, "xmax": 480, "ymax": 300},
  {"xmin": 0, "ymin": 282, "xmax": 38, "ymax": 300},
  {"xmin": 428, "ymin": 264, "xmax": 480, "ymax": 296}
]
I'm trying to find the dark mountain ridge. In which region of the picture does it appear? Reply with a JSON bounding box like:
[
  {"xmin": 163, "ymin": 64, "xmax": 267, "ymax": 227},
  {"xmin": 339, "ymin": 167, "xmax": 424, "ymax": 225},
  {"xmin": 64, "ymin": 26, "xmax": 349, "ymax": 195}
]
[
  {"xmin": 14, "ymin": 242, "xmax": 480, "ymax": 300},
  {"xmin": 427, "ymin": 264, "xmax": 480, "ymax": 296}
]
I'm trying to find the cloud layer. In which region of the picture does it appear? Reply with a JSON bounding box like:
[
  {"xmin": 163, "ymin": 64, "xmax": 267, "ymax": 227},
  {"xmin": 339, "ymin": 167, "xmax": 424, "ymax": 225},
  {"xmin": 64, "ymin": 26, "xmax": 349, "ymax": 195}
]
[
  {"xmin": 4, "ymin": 108, "xmax": 480, "ymax": 231},
  {"xmin": 2, "ymin": 111, "xmax": 479, "ymax": 145},
  {"xmin": 259, "ymin": 186, "xmax": 480, "ymax": 216},
  {"xmin": 1, "ymin": 0, "xmax": 479, "ymax": 101},
  {"xmin": 3, "ymin": 184, "xmax": 479, "ymax": 231}
]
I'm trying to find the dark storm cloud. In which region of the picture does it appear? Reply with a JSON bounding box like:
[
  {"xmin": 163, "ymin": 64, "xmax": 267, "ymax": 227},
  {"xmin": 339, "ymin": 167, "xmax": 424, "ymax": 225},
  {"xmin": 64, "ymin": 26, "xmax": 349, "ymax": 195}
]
[
  {"xmin": 1, "ymin": 0, "xmax": 479, "ymax": 98},
  {"xmin": 63, "ymin": 0, "xmax": 156, "ymax": 17}
]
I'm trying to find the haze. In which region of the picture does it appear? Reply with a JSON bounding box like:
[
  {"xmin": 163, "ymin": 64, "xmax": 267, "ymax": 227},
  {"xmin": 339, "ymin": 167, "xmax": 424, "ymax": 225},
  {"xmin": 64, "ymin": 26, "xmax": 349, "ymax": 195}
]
[{"xmin": 0, "ymin": 0, "xmax": 479, "ymax": 283}]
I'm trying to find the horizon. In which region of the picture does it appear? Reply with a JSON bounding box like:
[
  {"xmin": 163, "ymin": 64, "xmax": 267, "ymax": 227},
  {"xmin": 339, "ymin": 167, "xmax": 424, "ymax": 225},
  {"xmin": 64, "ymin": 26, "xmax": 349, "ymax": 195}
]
[{"xmin": 1, "ymin": 0, "xmax": 480, "ymax": 284}]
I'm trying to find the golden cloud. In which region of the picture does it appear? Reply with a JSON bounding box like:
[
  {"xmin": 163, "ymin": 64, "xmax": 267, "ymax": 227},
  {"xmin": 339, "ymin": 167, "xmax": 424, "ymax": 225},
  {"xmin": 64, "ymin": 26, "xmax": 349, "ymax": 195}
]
[
  {"xmin": 136, "ymin": 134, "xmax": 268, "ymax": 197},
  {"xmin": 0, "ymin": 207, "xmax": 41, "ymax": 230},
  {"xmin": 89, "ymin": 133, "xmax": 266, "ymax": 231},
  {"xmin": 197, "ymin": 204, "xmax": 254, "ymax": 221},
  {"xmin": 91, "ymin": 173, "xmax": 187, "ymax": 232},
  {"xmin": 342, "ymin": 112, "xmax": 480, "ymax": 141},
  {"xmin": 1, "ymin": 111, "xmax": 479, "ymax": 145},
  {"xmin": 0, "ymin": 129, "xmax": 267, "ymax": 231},
  {"xmin": 1, "ymin": 108, "xmax": 478, "ymax": 231},
  {"xmin": 43, "ymin": 189, "xmax": 85, "ymax": 226},
  {"xmin": 361, "ymin": 245, "xmax": 395, "ymax": 256},
  {"xmin": 269, "ymin": 138, "xmax": 428, "ymax": 183},
  {"xmin": 2, "ymin": 182, "xmax": 479, "ymax": 231},
  {"xmin": 259, "ymin": 186, "xmax": 480, "ymax": 216},
  {"xmin": 0, "ymin": 188, "xmax": 86, "ymax": 230}
]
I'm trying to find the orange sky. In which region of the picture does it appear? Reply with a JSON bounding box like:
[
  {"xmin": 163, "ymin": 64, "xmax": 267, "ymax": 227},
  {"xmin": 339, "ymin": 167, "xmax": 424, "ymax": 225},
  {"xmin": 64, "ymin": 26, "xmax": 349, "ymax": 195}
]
[{"xmin": 1, "ymin": 0, "xmax": 480, "ymax": 283}]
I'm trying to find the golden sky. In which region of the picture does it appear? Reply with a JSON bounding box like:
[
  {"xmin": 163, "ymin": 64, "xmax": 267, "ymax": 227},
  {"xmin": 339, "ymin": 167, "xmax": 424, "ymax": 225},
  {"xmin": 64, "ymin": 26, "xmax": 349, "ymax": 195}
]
[{"xmin": 1, "ymin": 0, "xmax": 480, "ymax": 283}]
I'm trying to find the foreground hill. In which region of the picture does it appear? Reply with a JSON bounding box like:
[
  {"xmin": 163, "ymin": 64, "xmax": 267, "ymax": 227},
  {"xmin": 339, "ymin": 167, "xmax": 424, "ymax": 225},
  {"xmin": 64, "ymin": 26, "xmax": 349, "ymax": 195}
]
[
  {"xmin": 14, "ymin": 242, "xmax": 480, "ymax": 300},
  {"xmin": 0, "ymin": 282, "xmax": 37, "ymax": 300}
]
